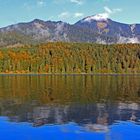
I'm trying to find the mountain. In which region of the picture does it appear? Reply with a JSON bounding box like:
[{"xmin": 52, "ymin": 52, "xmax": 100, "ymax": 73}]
[
  {"xmin": 0, "ymin": 15, "xmax": 140, "ymax": 46},
  {"xmin": 75, "ymin": 15, "xmax": 140, "ymax": 44}
]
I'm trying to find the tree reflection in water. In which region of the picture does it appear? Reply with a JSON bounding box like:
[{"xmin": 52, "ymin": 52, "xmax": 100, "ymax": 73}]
[{"xmin": 0, "ymin": 75, "xmax": 140, "ymax": 132}]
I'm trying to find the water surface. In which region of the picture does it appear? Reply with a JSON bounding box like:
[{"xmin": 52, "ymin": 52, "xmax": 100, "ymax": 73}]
[{"xmin": 0, "ymin": 75, "xmax": 140, "ymax": 140}]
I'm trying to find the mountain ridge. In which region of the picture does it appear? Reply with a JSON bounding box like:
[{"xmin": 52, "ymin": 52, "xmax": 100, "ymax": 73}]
[{"xmin": 0, "ymin": 15, "xmax": 140, "ymax": 46}]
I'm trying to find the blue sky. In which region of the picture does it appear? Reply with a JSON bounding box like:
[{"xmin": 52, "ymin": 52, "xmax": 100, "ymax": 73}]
[{"xmin": 0, "ymin": 0, "xmax": 140, "ymax": 27}]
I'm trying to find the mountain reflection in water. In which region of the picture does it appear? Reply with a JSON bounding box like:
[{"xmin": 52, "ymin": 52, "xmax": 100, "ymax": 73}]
[
  {"xmin": 2, "ymin": 102, "xmax": 140, "ymax": 131},
  {"xmin": 0, "ymin": 75, "xmax": 140, "ymax": 140}
]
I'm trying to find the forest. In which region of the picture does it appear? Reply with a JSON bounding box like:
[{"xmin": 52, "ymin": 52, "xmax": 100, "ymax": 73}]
[{"xmin": 0, "ymin": 42, "xmax": 140, "ymax": 74}]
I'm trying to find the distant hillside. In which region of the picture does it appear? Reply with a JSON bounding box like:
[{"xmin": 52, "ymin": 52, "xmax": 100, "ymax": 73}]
[{"xmin": 0, "ymin": 15, "xmax": 140, "ymax": 46}]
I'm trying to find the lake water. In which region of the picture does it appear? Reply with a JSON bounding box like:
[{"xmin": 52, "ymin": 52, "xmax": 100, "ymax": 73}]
[{"xmin": 0, "ymin": 75, "xmax": 140, "ymax": 140}]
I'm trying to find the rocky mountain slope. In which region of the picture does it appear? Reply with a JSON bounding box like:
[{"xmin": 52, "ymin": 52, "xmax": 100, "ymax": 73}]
[{"xmin": 0, "ymin": 15, "xmax": 140, "ymax": 46}]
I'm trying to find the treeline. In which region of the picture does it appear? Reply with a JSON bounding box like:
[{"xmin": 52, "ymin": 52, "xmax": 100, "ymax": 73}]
[{"xmin": 0, "ymin": 42, "xmax": 140, "ymax": 73}]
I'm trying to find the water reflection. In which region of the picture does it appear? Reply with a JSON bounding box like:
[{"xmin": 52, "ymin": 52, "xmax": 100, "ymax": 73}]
[
  {"xmin": 0, "ymin": 75, "xmax": 140, "ymax": 104},
  {"xmin": 1, "ymin": 102, "xmax": 140, "ymax": 131},
  {"xmin": 0, "ymin": 75, "xmax": 140, "ymax": 133}
]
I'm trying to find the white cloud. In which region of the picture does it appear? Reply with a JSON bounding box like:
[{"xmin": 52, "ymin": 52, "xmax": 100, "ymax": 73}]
[
  {"xmin": 104, "ymin": 6, "xmax": 112, "ymax": 14},
  {"xmin": 97, "ymin": 6, "xmax": 122, "ymax": 19},
  {"xmin": 58, "ymin": 12, "xmax": 71, "ymax": 19},
  {"xmin": 74, "ymin": 13, "xmax": 84, "ymax": 18},
  {"xmin": 70, "ymin": 0, "xmax": 83, "ymax": 5},
  {"xmin": 58, "ymin": 11, "xmax": 84, "ymax": 19}
]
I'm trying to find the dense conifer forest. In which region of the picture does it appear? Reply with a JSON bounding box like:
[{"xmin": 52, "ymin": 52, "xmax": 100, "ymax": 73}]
[{"xmin": 0, "ymin": 42, "xmax": 140, "ymax": 74}]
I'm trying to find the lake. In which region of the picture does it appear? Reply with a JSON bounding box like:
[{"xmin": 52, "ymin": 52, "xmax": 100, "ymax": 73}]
[{"xmin": 0, "ymin": 75, "xmax": 140, "ymax": 140}]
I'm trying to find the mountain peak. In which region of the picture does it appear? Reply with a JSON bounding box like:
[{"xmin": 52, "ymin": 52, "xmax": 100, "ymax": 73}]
[
  {"xmin": 31, "ymin": 19, "xmax": 45, "ymax": 24},
  {"xmin": 82, "ymin": 14, "xmax": 109, "ymax": 22}
]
